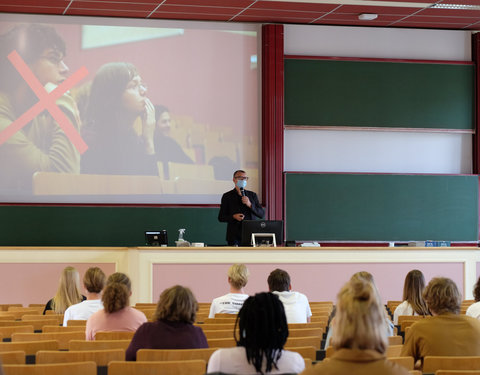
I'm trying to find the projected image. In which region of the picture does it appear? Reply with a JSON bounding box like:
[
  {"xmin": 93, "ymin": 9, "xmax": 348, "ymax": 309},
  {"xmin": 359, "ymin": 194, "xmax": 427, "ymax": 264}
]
[{"xmin": 0, "ymin": 16, "xmax": 260, "ymax": 204}]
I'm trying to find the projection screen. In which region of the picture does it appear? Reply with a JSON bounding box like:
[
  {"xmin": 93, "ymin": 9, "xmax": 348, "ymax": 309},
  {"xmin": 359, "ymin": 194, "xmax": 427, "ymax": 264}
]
[{"xmin": 0, "ymin": 14, "xmax": 261, "ymax": 204}]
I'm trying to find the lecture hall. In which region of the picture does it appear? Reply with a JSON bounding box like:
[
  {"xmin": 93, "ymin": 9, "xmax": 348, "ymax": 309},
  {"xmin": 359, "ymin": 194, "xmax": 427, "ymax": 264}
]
[{"xmin": 0, "ymin": 1, "xmax": 480, "ymax": 373}]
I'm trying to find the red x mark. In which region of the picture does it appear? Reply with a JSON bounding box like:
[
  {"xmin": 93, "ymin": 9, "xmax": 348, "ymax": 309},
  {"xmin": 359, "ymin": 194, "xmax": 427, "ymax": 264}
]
[{"xmin": 0, "ymin": 50, "xmax": 89, "ymax": 154}]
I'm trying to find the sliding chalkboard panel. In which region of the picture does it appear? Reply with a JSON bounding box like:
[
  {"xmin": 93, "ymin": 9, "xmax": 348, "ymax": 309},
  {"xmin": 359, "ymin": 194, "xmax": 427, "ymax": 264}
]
[
  {"xmin": 0, "ymin": 206, "xmax": 224, "ymax": 246},
  {"xmin": 284, "ymin": 58, "xmax": 474, "ymax": 130},
  {"xmin": 285, "ymin": 173, "xmax": 478, "ymax": 241}
]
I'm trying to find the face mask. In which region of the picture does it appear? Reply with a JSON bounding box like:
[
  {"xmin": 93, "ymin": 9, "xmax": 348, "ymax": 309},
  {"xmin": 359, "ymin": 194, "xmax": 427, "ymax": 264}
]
[{"xmin": 236, "ymin": 179, "xmax": 247, "ymax": 189}]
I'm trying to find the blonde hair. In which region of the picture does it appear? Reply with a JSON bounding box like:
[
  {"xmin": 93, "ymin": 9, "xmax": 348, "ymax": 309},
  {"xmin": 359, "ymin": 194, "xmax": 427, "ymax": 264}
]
[
  {"xmin": 102, "ymin": 272, "xmax": 131, "ymax": 314},
  {"xmin": 423, "ymin": 277, "xmax": 461, "ymax": 315},
  {"xmin": 228, "ymin": 264, "xmax": 249, "ymax": 289},
  {"xmin": 332, "ymin": 278, "xmax": 388, "ymax": 354},
  {"xmin": 153, "ymin": 285, "xmax": 198, "ymax": 323},
  {"xmin": 403, "ymin": 270, "xmax": 429, "ymax": 316},
  {"xmin": 51, "ymin": 267, "xmax": 83, "ymax": 314}
]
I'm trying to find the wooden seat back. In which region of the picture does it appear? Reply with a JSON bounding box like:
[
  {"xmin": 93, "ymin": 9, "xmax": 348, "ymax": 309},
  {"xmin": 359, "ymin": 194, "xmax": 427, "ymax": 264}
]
[
  {"xmin": 108, "ymin": 360, "xmax": 206, "ymax": 375},
  {"xmin": 137, "ymin": 348, "xmax": 217, "ymax": 362},
  {"xmin": 36, "ymin": 349, "xmax": 125, "ymax": 366},
  {"xmin": 0, "ymin": 340, "xmax": 59, "ymax": 355},
  {"xmin": 2, "ymin": 361, "xmax": 96, "ymax": 375},
  {"xmin": 65, "ymin": 320, "xmax": 87, "ymax": 327},
  {"xmin": 285, "ymin": 336, "xmax": 321, "ymax": 350},
  {"xmin": 68, "ymin": 340, "xmax": 131, "ymax": 351},
  {"xmin": 0, "ymin": 326, "xmax": 35, "ymax": 339},
  {"xmin": 423, "ymin": 356, "xmax": 480, "ymax": 373},
  {"xmin": 0, "ymin": 351, "xmax": 26, "ymax": 365},
  {"xmin": 12, "ymin": 332, "xmax": 85, "ymax": 350},
  {"xmin": 284, "ymin": 346, "xmax": 316, "ymax": 360},
  {"xmin": 206, "ymin": 337, "xmax": 236, "ymax": 348},
  {"xmin": 388, "ymin": 356, "xmax": 414, "ymax": 370},
  {"xmin": 95, "ymin": 331, "xmax": 135, "ymax": 341}
]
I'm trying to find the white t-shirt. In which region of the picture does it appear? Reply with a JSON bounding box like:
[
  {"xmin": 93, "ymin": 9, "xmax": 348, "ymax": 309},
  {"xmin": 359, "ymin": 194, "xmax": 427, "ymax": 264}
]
[
  {"xmin": 63, "ymin": 299, "xmax": 103, "ymax": 326},
  {"xmin": 209, "ymin": 293, "xmax": 249, "ymax": 318},
  {"xmin": 466, "ymin": 301, "xmax": 480, "ymax": 319},
  {"xmin": 393, "ymin": 300, "xmax": 415, "ymax": 325},
  {"xmin": 207, "ymin": 346, "xmax": 305, "ymax": 374},
  {"xmin": 272, "ymin": 291, "xmax": 312, "ymax": 324}
]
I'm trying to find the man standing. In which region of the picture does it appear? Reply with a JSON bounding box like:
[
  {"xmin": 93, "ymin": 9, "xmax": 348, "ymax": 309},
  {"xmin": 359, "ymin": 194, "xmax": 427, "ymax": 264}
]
[
  {"xmin": 218, "ymin": 169, "xmax": 264, "ymax": 246},
  {"xmin": 268, "ymin": 268, "xmax": 312, "ymax": 323}
]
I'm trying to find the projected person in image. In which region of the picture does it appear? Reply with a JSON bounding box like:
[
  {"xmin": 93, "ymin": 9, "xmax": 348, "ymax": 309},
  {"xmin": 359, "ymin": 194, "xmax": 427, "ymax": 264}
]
[
  {"xmin": 0, "ymin": 24, "xmax": 81, "ymax": 194},
  {"xmin": 154, "ymin": 104, "xmax": 193, "ymax": 179},
  {"xmin": 81, "ymin": 62, "xmax": 157, "ymax": 175},
  {"xmin": 218, "ymin": 169, "xmax": 264, "ymax": 246}
]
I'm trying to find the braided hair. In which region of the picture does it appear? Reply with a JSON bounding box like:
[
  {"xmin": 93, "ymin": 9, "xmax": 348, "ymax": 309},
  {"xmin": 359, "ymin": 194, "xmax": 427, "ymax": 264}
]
[{"xmin": 235, "ymin": 292, "xmax": 288, "ymax": 374}]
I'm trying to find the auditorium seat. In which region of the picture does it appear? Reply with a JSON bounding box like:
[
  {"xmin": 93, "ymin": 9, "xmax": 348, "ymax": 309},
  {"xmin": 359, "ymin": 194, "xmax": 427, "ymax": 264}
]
[
  {"xmin": 42, "ymin": 326, "xmax": 84, "ymax": 333},
  {"xmin": 388, "ymin": 335, "xmax": 404, "ymax": 345},
  {"xmin": 136, "ymin": 348, "xmax": 217, "ymax": 362},
  {"xmin": 107, "ymin": 360, "xmax": 206, "ymax": 375},
  {"xmin": 206, "ymin": 337, "xmax": 236, "ymax": 348},
  {"xmin": 95, "ymin": 331, "xmax": 135, "ymax": 340},
  {"xmin": 0, "ymin": 326, "xmax": 34, "ymax": 340},
  {"xmin": 388, "ymin": 356, "xmax": 414, "ymax": 370},
  {"xmin": 286, "ymin": 336, "xmax": 321, "ymax": 350},
  {"xmin": 0, "ymin": 351, "xmax": 26, "ymax": 364},
  {"xmin": 0, "ymin": 340, "xmax": 59, "ymax": 364},
  {"xmin": 0, "ymin": 305, "xmax": 22, "ymax": 312},
  {"xmin": 195, "ymin": 323, "xmax": 235, "ymax": 331},
  {"xmin": 65, "ymin": 320, "xmax": 87, "ymax": 327},
  {"xmin": 284, "ymin": 346, "xmax": 316, "ymax": 360},
  {"xmin": 69, "ymin": 340, "xmax": 131, "ymax": 351},
  {"xmin": 12, "ymin": 332, "xmax": 85, "ymax": 350},
  {"xmin": 2, "ymin": 361, "xmax": 96, "ymax": 375},
  {"xmin": 423, "ymin": 356, "xmax": 480, "ymax": 373}
]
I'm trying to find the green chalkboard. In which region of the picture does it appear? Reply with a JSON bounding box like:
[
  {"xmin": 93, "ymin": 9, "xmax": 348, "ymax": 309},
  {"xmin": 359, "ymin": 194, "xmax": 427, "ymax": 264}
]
[
  {"xmin": 284, "ymin": 59, "xmax": 474, "ymax": 130},
  {"xmin": 0, "ymin": 206, "xmax": 226, "ymax": 246},
  {"xmin": 285, "ymin": 173, "xmax": 479, "ymax": 241}
]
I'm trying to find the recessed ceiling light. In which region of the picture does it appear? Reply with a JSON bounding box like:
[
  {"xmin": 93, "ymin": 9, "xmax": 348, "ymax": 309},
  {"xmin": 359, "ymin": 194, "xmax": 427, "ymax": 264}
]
[{"xmin": 358, "ymin": 13, "xmax": 378, "ymax": 21}]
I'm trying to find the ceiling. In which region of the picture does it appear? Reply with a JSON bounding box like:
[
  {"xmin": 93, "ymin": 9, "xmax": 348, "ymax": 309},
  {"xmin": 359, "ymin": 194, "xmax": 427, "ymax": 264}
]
[{"xmin": 1, "ymin": 0, "xmax": 480, "ymax": 30}]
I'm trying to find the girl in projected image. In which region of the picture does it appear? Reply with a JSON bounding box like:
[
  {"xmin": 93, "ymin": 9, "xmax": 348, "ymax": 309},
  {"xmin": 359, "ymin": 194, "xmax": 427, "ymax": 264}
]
[{"xmin": 81, "ymin": 62, "xmax": 157, "ymax": 175}]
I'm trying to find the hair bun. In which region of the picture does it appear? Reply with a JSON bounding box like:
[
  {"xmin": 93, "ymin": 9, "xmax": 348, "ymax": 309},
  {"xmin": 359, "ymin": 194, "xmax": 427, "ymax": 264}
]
[{"xmin": 351, "ymin": 279, "xmax": 372, "ymax": 301}]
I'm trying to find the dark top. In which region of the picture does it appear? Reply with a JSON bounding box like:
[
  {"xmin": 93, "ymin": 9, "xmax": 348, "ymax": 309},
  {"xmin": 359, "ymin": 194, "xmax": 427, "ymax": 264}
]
[
  {"xmin": 218, "ymin": 188, "xmax": 265, "ymax": 244},
  {"xmin": 125, "ymin": 319, "xmax": 209, "ymax": 361},
  {"xmin": 154, "ymin": 133, "xmax": 193, "ymax": 179},
  {"xmin": 81, "ymin": 126, "xmax": 157, "ymax": 176},
  {"xmin": 43, "ymin": 295, "xmax": 86, "ymax": 315}
]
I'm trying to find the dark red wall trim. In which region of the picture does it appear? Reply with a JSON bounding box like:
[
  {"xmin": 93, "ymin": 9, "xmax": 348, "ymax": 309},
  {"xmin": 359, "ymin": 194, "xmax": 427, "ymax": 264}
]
[
  {"xmin": 472, "ymin": 34, "xmax": 480, "ymax": 175},
  {"xmin": 262, "ymin": 24, "xmax": 284, "ymax": 220}
]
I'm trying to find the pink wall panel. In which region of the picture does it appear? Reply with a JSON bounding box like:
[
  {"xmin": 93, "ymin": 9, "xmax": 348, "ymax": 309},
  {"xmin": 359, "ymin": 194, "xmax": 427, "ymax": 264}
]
[
  {"xmin": 152, "ymin": 262, "xmax": 464, "ymax": 303},
  {"xmin": 0, "ymin": 263, "xmax": 116, "ymax": 306}
]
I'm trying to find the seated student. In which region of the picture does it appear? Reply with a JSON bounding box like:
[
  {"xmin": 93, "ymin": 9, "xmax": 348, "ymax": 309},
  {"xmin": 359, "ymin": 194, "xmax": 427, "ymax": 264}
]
[
  {"xmin": 209, "ymin": 264, "xmax": 249, "ymax": 318},
  {"xmin": 324, "ymin": 271, "xmax": 394, "ymax": 349},
  {"xmin": 300, "ymin": 278, "xmax": 409, "ymax": 375},
  {"xmin": 401, "ymin": 277, "xmax": 480, "ymax": 368},
  {"xmin": 85, "ymin": 272, "xmax": 146, "ymax": 340},
  {"xmin": 267, "ymin": 268, "xmax": 312, "ymax": 323},
  {"xmin": 466, "ymin": 276, "xmax": 480, "ymax": 319},
  {"xmin": 393, "ymin": 269, "xmax": 430, "ymax": 325},
  {"xmin": 63, "ymin": 267, "xmax": 106, "ymax": 326},
  {"xmin": 153, "ymin": 105, "xmax": 193, "ymax": 179},
  {"xmin": 207, "ymin": 292, "xmax": 305, "ymax": 374},
  {"xmin": 44, "ymin": 266, "xmax": 85, "ymax": 314},
  {"xmin": 125, "ymin": 285, "xmax": 208, "ymax": 361}
]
